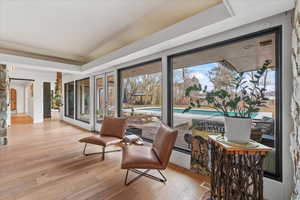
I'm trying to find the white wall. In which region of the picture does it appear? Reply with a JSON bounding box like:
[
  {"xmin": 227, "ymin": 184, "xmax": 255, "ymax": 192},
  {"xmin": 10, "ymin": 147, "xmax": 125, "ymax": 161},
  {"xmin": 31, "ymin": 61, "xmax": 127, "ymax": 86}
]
[
  {"xmin": 62, "ymin": 12, "xmax": 293, "ymax": 200},
  {"xmin": 24, "ymin": 84, "xmax": 33, "ymax": 117},
  {"xmin": 62, "ymin": 73, "xmax": 95, "ymax": 131},
  {"xmin": 8, "ymin": 68, "xmax": 56, "ymax": 124},
  {"xmin": 10, "ymin": 84, "xmax": 25, "ymax": 114},
  {"xmin": 24, "ymin": 85, "xmax": 28, "ymax": 113}
]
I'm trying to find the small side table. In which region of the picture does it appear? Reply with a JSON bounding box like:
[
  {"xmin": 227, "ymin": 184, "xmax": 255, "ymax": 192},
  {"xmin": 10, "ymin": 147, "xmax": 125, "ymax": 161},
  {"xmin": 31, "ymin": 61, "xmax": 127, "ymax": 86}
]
[{"xmin": 208, "ymin": 135, "xmax": 272, "ymax": 200}]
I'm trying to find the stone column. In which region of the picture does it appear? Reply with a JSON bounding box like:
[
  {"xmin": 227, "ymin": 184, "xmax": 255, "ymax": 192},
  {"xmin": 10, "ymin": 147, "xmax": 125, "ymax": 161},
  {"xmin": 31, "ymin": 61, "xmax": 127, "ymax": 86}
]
[
  {"xmin": 0, "ymin": 64, "xmax": 7, "ymax": 145},
  {"xmin": 291, "ymin": 0, "xmax": 300, "ymax": 199},
  {"xmin": 55, "ymin": 72, "xmax": 63, "ymax": 120}
]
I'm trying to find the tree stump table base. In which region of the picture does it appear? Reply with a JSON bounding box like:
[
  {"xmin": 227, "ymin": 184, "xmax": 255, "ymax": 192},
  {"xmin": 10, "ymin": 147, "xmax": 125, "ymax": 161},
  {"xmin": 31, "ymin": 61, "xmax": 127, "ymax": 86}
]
[{"xmin": 208, "ymin": 135, "xmax": 271, "ymax": 200}]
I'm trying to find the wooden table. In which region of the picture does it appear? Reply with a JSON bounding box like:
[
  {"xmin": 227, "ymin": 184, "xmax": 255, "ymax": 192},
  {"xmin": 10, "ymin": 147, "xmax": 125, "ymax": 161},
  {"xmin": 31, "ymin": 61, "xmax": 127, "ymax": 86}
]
[{"xmin": 208, "ymin": 135, "xmax": 272, "ymax": 200}]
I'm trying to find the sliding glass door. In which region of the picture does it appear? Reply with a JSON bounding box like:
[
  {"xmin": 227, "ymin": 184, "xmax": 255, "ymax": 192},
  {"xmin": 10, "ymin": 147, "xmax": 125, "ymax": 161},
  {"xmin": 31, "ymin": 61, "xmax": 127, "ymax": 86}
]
[
  {"xmin": 95, "ymin": 72, "xmax": 116, "ymax": 126},
  {"xmin": 106, "ymin": 73, "xmax": 116, "ymax": 117},
  {"xmin": 76, "ymin": 78, "xmax": 90, "ymax": 123},
  {"xmin": 64, "ymin": 81, "xmax": 75, "ymax": 118}
]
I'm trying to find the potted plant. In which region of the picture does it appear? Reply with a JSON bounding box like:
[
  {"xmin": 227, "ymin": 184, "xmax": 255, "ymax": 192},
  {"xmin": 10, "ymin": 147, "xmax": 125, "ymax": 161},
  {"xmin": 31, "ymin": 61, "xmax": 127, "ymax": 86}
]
[
  {"xmin": 185, "ymin": 60, "xmax": 271, "ymax": 143},
  {"xmin": 96, "ymin": 109, "xmax": 102, "ymax": 120}
]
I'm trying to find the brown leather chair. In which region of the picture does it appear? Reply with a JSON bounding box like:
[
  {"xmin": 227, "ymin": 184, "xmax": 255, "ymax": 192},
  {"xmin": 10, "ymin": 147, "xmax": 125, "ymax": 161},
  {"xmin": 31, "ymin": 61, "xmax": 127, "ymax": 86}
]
[
  {"xmin": 79, "ymin": 117, "xmax": 127, "ymax": 160},
  {"xmin": 121, "ymin": 122, "xmax": 178, "ymax": 185}
]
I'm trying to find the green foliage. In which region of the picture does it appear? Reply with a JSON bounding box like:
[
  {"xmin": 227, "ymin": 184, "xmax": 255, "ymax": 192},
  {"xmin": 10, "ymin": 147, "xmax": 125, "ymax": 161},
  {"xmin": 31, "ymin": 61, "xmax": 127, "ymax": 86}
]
[
  {"xmin": 96, "ymin": 109, "xmax": 102, "ymax": 115},
  {"xmin": 52, "ymin": 87, "xmax": 62, "ymax": 109},
  {"xmin": 185, "ymin": 60, "xmax": 272, "ymax": 118}
]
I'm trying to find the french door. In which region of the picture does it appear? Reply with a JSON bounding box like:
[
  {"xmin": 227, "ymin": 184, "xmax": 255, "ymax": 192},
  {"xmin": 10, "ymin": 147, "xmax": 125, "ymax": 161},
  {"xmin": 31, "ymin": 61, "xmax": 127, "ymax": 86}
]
[{"xmin": 95, "ymin": 72, "xmax": 116, "ymax": 128}]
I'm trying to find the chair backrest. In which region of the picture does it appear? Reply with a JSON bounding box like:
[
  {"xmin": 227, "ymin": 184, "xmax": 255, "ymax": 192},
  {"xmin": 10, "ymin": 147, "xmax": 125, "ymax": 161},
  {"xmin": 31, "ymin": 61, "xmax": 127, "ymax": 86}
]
[
  {"xmin": 152, "ymin": 122, "xmax": 178, "ymax": 169},
  {"xmin": 100, "ymin": 117, "xmax": 127, "ymax": 139}
]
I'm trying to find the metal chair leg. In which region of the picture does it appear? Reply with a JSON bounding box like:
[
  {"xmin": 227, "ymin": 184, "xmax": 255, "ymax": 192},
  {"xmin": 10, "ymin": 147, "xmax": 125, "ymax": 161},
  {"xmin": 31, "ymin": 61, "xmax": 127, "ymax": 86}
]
[
  {"xmin": 102, "ymin": 146, "xmax": 105, "ymax": 160},
  {"xmin": 124, "ymin": 169, "xmax": 167, "ymax": 186},
  {"xmin": 82, "ymin": 143, "xmax": 121, "ymax": 159},
  {"xmin": 157, "ymin": 170, "xmax": 167, "ymax": 182},
  {"xmin": 124, "ymin": 170, "xmax": 129, "ymax": 185},
  {"xmin": 83, "ymin": 143, "xmax": 88, "ymax": 155}
]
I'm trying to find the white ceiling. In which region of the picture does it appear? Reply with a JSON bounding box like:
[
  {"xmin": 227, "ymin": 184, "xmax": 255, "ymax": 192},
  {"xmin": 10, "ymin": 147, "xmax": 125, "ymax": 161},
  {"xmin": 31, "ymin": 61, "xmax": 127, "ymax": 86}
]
[
  {"xmin": 0, "ymin": 0, "xmax": 221, "ymax": 63},
  {"xmin": 0, "ymin": 0, "xmax": 295, "ymax": 74}
]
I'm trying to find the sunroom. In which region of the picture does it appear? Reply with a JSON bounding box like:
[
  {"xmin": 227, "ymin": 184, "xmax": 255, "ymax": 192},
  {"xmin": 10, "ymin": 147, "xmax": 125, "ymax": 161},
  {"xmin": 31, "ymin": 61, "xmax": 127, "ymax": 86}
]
[{"xmin": 0, "ymin": 0, "xmax": 298, "ymax": 200}]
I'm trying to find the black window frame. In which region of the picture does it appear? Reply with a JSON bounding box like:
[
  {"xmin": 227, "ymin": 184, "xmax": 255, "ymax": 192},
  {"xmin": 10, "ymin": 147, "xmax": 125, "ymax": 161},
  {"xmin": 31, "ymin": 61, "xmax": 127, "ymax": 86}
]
[
  {"xmin": 117, "ymin": 59, "xmax": 163, "ymax": 141},
  {"xmin": 75, "ymin": 77, "xmax": 90, "ymax": 124},
  {"xmin": 64, "ymin": 81, "xmax": 75, "ymax": 119},
  {"xmin": 167, "ymin": 26, "xmax": 283, "ymax": 181}
]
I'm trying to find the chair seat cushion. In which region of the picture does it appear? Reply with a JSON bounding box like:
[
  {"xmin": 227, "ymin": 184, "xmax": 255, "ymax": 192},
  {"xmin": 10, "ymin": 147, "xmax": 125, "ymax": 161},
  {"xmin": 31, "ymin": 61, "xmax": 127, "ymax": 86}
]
[
  {"xmin": 121, "ymin": 145, "xmax": 163, "ymax": 169},
  {"xmin": 79, "ymin": 136, "xmax": 122, "ymax": 147}
]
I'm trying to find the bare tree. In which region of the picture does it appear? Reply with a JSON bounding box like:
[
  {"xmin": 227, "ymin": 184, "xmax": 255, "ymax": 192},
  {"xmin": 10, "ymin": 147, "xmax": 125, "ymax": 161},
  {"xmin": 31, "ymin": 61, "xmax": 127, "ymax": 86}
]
[{"xmin": 208, "ymin": 63, "xmax": 236, "ymax": 90}]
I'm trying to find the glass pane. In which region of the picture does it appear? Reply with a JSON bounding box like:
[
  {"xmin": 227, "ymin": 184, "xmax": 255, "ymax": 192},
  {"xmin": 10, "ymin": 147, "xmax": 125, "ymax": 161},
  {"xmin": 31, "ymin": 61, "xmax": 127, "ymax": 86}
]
[
  {"xmin": 106, "ymin": 74, "xmax": 115, "ymax": 117},
  {"xmin": 64, "ymin": 82, "xmax": 74, "ymax": 118},
  {"xmin": 172, "ymin": 32, "xmax": 277, "ymax": 174},
  {"xmin": 120, "ymin": 61, "xmax": 162, "ymax": 139},
  {"xmin": 96, "ymin": 77, "xmax": 105, "ymax": 123},
  {"xmin": 76, "ymin": 78, "xmax": 90, "ymax": 122}
]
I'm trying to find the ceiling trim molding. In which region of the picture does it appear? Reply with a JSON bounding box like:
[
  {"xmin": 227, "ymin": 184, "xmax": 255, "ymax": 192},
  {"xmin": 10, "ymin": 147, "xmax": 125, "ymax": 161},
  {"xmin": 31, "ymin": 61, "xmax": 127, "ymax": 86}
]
[
  {"xmin": 0, "ymin": 53, "xmax": 81, "ymax": 73},
  {"xmin": 0, "ymin": 47, "xmax": 84, "ymax": 65}
]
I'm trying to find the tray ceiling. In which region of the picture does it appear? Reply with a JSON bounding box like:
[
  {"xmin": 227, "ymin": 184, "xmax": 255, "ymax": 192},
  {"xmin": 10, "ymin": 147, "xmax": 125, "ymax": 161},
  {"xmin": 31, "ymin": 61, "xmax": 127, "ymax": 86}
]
[{"xmin": 0, "ymin": 0, "xmax": 221, "ymax": 64}]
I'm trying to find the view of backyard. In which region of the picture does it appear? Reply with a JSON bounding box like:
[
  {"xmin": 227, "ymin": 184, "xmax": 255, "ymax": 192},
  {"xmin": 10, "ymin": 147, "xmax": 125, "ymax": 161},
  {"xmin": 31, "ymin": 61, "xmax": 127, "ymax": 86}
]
[
  {"xmin": 120, "ymin": 60, "xmax": 276, "ymax": 152},
  {"xmin": 119, "ymin": 32, "xmax": 277, "ymax": 178}
]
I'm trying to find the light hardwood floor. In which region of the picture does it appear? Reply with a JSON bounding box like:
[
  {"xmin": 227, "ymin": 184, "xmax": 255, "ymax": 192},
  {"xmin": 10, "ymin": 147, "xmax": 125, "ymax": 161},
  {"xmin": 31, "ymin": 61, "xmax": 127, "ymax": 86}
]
[
  {"xmin": 11, "ymin": 114, "xmax": 33, "ymax": 125},
  {"xmin": 0, "ymin": 120, "xmax": 209, "ymax": 200}
]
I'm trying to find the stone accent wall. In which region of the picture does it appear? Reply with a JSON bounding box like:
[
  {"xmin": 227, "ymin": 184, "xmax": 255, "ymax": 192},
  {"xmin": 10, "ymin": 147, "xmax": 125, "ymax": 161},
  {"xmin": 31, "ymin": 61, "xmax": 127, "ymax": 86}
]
[
  {"xmin": 291, "ymin": 1, "xmax": 300, "ymax": 199},
  {"xmin": 57, "ymin": 72, "xmax": 62, "ymax": 96},
  {"xmin": 0, "ymin": 64, "xmax": 7, "ymax": 145}
]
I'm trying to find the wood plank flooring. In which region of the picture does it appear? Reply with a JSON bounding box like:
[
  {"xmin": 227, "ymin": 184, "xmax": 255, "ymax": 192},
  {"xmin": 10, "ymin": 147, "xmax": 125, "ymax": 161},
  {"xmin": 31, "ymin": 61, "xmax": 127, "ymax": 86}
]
[
  {"xmin": 11, "ymin": 114, "xmax": 33, "ymax": 124},
  {"xmin": 0, "ymin": 120, "xmax": 209, "ymax": 200}
]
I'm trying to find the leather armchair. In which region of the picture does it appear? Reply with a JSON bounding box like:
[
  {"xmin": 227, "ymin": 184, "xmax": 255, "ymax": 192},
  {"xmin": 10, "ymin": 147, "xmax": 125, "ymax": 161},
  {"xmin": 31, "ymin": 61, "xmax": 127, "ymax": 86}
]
[
  {"xmin": 121, "ymin": 122, "xmax": 178, "ymax": 185},
  {"xmin": 79, "ymin": 117, "xmax": 127, "ymax": 160}
]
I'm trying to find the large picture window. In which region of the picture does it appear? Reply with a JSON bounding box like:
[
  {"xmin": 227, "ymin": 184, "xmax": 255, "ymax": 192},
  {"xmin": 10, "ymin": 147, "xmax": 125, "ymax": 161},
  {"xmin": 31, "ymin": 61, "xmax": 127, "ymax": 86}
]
[
  {"xmin": 64, "ymin": 81, "xmax": 74, "ymax": 118},
  {"xmin": 76, "ymin": 78, "xmax": 90, "ymax": 123},
  {"xmin": 119, "ymin": 60, "xmax": 162, "ymax": 140},
  {"xmin": 170, "ymin": 28, "xmax": 281, "ymax": 179}
]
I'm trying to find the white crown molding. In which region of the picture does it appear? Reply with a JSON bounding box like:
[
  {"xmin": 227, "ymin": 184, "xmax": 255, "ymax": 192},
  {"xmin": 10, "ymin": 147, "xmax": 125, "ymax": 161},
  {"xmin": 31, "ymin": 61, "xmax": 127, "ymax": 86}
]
[{"xmin": 0, "ymin": 53, "xmax": 81, "ymax": 74}]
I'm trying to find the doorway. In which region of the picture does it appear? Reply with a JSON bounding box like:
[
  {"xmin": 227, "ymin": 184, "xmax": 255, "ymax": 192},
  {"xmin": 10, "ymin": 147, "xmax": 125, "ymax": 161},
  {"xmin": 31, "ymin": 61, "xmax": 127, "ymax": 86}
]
[
  {"xmin": 43, "ymin": 82, "xmax": 51, "ymax": 119},
  {"xmin": 95, "ymin": 72, "xmax": 116, "ymax": 130},
  {"xmin": 9, "ymin": 79, "xmax": 34, "ymax": 125}
]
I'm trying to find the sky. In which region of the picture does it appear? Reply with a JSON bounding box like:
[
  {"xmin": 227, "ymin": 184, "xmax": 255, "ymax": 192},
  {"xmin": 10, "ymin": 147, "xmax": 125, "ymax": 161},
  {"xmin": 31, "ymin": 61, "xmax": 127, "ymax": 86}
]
[{"xmin": 174, "ymin": 62, "xmax": 276, "ymax": 93}]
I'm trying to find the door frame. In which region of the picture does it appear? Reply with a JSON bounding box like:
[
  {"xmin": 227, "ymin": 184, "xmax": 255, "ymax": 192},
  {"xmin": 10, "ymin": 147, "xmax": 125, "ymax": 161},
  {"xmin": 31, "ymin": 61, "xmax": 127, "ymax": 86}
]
[
  {"xmin": 94, "ymin": 71, "xmax": 117, "ymax": 131},
  {"xmin": 8, "ymin": 78, "xmax": 35, "ymax": 126}
]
